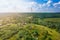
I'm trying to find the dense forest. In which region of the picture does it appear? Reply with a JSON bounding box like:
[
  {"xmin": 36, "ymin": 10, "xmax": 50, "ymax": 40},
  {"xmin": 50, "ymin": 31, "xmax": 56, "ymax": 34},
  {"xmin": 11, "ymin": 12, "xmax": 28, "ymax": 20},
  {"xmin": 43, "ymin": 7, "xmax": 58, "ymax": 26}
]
[{"xmin": 0, "ymin": 13, "xmax": 60, "ymax": 40}]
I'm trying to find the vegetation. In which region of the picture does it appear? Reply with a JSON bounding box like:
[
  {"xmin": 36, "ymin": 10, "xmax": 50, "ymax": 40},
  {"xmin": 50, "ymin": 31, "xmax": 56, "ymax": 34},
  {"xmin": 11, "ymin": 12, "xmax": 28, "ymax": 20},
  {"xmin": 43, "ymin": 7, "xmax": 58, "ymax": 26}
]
[{"xmin": 0, "ymin": 13, "xmax": 60, "ymax": 40}]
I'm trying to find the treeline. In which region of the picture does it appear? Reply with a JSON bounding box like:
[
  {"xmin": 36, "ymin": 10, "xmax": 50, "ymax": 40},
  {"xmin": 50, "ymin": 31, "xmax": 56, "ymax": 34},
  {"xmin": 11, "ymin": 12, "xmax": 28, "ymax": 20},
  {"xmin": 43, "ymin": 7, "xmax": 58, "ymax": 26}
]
[{"xmin": 30, "ymin": 17, "xmax": 60, "ymax": 33}]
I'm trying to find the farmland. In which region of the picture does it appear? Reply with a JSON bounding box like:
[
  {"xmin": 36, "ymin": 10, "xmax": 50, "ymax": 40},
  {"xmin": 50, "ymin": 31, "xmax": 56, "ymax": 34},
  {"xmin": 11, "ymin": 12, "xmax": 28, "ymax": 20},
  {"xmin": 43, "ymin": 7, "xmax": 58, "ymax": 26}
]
[{"xmin": 43, "ymin": 18, "xmax": 60, "ymax": 22}]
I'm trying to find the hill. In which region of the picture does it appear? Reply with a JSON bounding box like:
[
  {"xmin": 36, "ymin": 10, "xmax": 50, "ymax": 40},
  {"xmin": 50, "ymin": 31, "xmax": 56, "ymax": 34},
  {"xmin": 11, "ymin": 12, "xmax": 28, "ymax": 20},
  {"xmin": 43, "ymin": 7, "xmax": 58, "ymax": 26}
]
[
  {"xmin": 0, "ymin": 13, "xmax": 60, "ymax": 40},
  {"xmin": 0, "ymin": 24, "xmax": 60, "ymax": 40}
]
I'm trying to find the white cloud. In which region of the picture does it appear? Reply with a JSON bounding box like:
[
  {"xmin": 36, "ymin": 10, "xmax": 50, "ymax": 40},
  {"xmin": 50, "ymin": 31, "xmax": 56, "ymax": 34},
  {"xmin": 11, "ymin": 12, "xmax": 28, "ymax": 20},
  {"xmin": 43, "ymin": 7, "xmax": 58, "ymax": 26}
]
[
  {"xmin": 0, "ymin": 0, "xmax": 33, "ymax": 12},
  {"xmin": 42, "ymin": 0, "xmax": 52, "ymax": 7},
  {"xmin": 46, "ymin": 0, "xmax": 52, "ymax": 7},
  {"xmin": 0, "ymin": 0, "xmax": 58, "ymax": 12},
  {"xmin": 53, "ymin": 1, "xmax": 60, "ymax": 8},
  {"xmin": 26, "ymin": 0, "xmax": 52, "ymax": 12}
]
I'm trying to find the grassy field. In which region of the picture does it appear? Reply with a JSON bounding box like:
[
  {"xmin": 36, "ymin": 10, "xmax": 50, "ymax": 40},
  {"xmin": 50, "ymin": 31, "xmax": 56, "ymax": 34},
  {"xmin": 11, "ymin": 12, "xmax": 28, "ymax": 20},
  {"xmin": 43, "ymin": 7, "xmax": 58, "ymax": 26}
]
[
  {"xmin": 43, "ymin": 18, "xmax": 60, "ymax": 22},
  {"xmin": 0, "ymin": 24, "xmax": 60, "ymax": 40}
]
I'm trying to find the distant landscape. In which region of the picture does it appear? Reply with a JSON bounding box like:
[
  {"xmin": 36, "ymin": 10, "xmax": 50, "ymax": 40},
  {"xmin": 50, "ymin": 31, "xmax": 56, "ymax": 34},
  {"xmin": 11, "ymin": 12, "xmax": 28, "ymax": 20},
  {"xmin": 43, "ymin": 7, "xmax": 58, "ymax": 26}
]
[{"xmin": 0, "ymin": 13, "xmax": 60, "ymax": 40}]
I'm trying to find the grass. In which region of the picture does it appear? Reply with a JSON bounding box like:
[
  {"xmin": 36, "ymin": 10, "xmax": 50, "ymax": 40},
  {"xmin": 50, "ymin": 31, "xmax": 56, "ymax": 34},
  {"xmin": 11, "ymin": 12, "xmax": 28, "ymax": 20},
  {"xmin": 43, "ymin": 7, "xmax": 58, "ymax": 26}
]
[
  {"xmin": 0, "ymin": 24, "xmax": 59, "ymax": 40},
  {"xmin": 43, "ymin": 18, "xmax": 60, "ymax": 22}
]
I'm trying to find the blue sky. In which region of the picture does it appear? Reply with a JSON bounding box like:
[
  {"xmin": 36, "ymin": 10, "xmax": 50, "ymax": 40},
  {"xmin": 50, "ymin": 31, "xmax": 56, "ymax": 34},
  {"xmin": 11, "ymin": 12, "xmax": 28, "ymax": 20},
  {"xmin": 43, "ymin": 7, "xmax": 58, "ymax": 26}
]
[{"xmin": 0, "ymin": 0, "xmax": 60, "ymax": 12}]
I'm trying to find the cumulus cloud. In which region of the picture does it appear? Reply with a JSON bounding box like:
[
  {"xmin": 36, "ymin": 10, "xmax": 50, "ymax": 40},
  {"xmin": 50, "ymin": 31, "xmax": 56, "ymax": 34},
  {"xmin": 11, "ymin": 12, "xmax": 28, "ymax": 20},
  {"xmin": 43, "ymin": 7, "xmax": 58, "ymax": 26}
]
[
  {"xmin": 29, "ymin": 0, "xmax": 52, "ymax": 11},
  {"xmin": 42, "ymin": 0, "xmax": 52, "ymax": 7},
  {"xmin": 46, "ymin": 0, "xmax": 52, "ymax": 7},
  {"xmin": 27, "ymin": 0, "xmax": 52, "ymax": 12},
  {"xmin": 0, "ymin": 0, "xmax": 59, "ymax": 12},
  {"xmin": 31, "ymin": 0, "xmax": 60, "ymax": 12},
  {"xmin": 53, "ymin": 1, "xmax": 60, "ymax": 8}
]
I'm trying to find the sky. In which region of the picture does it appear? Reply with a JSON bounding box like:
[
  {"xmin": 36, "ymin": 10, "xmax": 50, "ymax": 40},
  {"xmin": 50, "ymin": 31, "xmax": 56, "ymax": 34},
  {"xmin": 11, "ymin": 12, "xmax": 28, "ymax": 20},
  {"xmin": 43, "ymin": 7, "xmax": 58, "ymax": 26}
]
[{"xmin": 0, "ymin": 0, "xmax": 60, "ymax": 12}]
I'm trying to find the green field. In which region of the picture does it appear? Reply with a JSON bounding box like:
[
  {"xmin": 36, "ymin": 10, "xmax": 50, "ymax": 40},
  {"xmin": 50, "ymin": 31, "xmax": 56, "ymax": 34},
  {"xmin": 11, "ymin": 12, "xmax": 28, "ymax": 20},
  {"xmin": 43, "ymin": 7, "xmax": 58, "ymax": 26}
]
[
  {"xmin": 43, "ymin": 18, "xmax": 60, "ymax": 22},
  {"xmin": 0, "ymin": 24, "xmax": 60, "ymax": 40}
]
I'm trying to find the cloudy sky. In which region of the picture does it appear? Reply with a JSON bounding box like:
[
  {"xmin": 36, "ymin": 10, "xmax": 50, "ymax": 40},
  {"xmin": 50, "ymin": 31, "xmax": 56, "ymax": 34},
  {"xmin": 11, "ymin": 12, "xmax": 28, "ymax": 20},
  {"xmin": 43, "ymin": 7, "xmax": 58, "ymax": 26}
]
[{"xmin": 0, "ymin": 0, "xmax": 60, "ymax": 12}]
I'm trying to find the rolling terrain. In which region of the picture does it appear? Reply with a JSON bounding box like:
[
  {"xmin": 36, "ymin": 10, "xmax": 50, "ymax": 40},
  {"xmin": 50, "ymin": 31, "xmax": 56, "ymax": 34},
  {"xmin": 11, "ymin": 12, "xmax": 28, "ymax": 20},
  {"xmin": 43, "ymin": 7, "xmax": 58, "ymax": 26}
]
[{"xmin": 0, "ymin": 13, "xmax": 60, "ymax": 40}]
